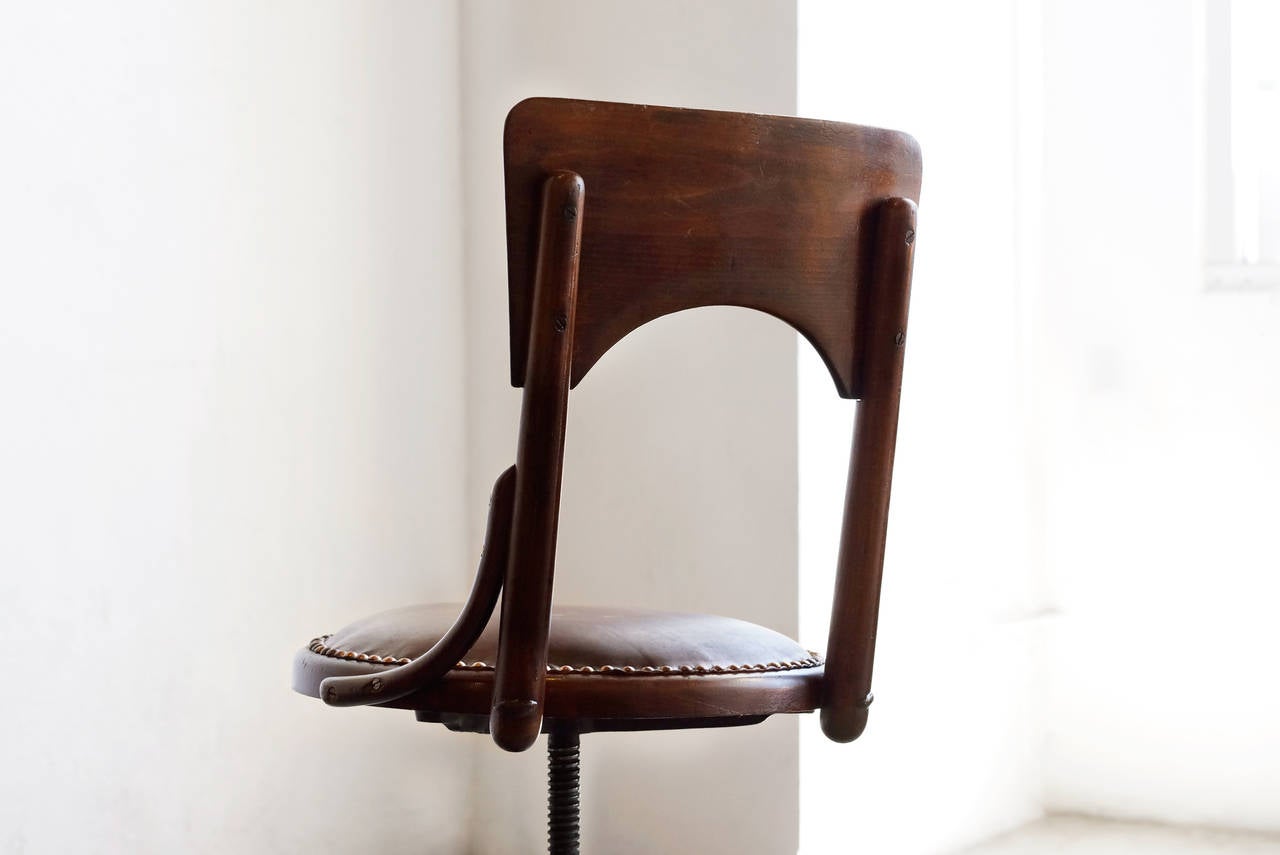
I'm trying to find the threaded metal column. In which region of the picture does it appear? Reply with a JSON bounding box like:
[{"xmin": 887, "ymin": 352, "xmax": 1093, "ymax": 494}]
[{"xmin": 547, "ymin": 727, "xmax": 581, "ymax": 854}]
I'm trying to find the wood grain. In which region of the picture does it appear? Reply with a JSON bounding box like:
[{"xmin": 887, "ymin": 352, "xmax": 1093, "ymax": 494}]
[
  {"xmin": 504, "ymin": 97, "xmax": 921, "ymax": 397},
  {"xmin": 821, "ymin": 197, "xmax": 917, "ymax": 741},
  {"xmin": 490, "ymin": 170, "xmax": 585, "ymax": 752},
  {"xmin": 294, "ymin": 99, "xmax": 922, "ymax": 762}
]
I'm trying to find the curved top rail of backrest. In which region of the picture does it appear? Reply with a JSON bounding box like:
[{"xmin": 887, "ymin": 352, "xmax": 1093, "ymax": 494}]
[{"xmin": 504, "ymin": 98, "xmax": 922, "ymax": 398}]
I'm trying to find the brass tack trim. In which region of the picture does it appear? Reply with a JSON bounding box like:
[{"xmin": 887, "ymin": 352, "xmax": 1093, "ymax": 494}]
[
  {"xmin": 309, "ymin": 638, "xmax": 414, "ymax": 666},
  {"xmin": 308, "ymin": 636, "xmax": 823, "ymax": 675}
]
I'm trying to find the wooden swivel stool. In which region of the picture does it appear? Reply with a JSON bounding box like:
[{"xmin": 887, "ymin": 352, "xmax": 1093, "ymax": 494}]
[{"xmin": 293, "ymin": 97, "xmax": 922, "ymax": 854}]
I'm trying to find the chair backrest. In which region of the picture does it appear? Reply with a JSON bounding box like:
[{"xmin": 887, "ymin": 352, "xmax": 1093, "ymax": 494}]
[
  {"xmin": 490, "ymin": 98, "xmax": 921, "ymax": 752},
  {"xmin": 504, "ymin": 98, "xmax": 921, "ymax": 398}
]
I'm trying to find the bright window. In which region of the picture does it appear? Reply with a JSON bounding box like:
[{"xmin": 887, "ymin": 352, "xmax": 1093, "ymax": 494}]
[{"xmin": 1203, "ymin": 0, "xmax": 1280, "ymax": 288}]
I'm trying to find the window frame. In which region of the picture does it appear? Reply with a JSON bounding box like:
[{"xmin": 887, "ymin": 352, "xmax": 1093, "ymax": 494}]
[{"xmin": 1198, "ymin": 0, "xmax": 1280, "ymax": 291}]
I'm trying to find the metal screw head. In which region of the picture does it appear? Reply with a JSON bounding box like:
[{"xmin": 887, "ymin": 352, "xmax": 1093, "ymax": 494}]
[
  {"xmin": 904, "ymin": 229, "xmax": 915, "ymax": 245},
  {"xmin": 553, "ymin": 314, "xmax": 568, "ymax": 333},
  {"xmin": 367, "ymin": 678, "xmax": 384, "ymax": 694},
  {"xmin": 894, "ymin": 331, "xmax": 906, "ymax": 346},
  {"xmin": 562, "ymin": 204, "xmax": 577, "ymax": 221}
]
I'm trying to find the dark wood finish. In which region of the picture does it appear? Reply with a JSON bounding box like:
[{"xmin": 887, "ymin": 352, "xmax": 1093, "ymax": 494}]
[
  {"xmin": 547, "ymin": 727, "xmax": 581, "ymax": 855},
  {"xmin": 491, "ymin": 170, "xmax": 586, "ymax": 752},
  {"xmin": 492, "ymin": 98, "xmax": 920, "ymax": 750},
  {"xmin": 504, "ymin": 98, "xmax": 922, "ymax": 397},
  {"xmin": 421, "ymin": 713, "xmax": 770, "ymax": 736},
  {"xmin": 294, "ymin": 98, "xmax": 921, "ymax": 855},
  {"xmin": 822, "ymin": 197, "xmax": 918, "ymax": 742},
  {"xmin": 304, "ymin": 657, "xmax": 824, "ymax": 722},
  {"xmin": 296, "ymin": 99, "xmax": 921, "ymax": 772},
  {"xmin": 316, "ymin": 466, "xmax": 516, "ymax": 707}
]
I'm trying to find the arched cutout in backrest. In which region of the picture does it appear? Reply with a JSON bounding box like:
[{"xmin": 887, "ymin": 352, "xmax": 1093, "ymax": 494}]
[{"xmin": 504, "ymin": 98, "xmax": 922, "ymax": 398}]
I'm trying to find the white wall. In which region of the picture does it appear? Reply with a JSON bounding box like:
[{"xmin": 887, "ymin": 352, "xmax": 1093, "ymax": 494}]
[
  {"xmin": 458, "ymin": 3, "xmax": 800, "ymax": 853},
  {"xmin": 1037, "ymin": 0, "xmax": 1280, "ymax": 831},
  {"xmin": 0, "ymin": 3, "xmax": 472, "ymax": 852},
  {"xmin": 798, "ymin": 2, "xmax": 1046, "ymax": 853}
]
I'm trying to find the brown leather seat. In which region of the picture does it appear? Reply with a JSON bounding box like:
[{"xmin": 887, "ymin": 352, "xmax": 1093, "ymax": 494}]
[{"xmin": 293, "ymin": 604, "xmax": 824, "ymax": 727}]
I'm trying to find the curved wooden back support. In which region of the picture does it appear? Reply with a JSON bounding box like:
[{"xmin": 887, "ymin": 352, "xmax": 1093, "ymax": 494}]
[
  {"xmin": 504, "ymin": 98, "xmax": 922, "ymax": 397},
  {"xmin": 492, "ymin": 98, "xmax": 921, "ymax": 751},
  {"xmin": 319, "ymin": 466, "xmax": 517, "ymax": 709}
]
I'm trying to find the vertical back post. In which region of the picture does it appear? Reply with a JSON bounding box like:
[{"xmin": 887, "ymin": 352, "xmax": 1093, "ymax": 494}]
[
  {"xmin": 821, "ymin": 197, "xmax": 918, "ymax": 742},
  {"xmin": 490, "ymin": 170, "xmax": 585, "ymax": 752}
]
